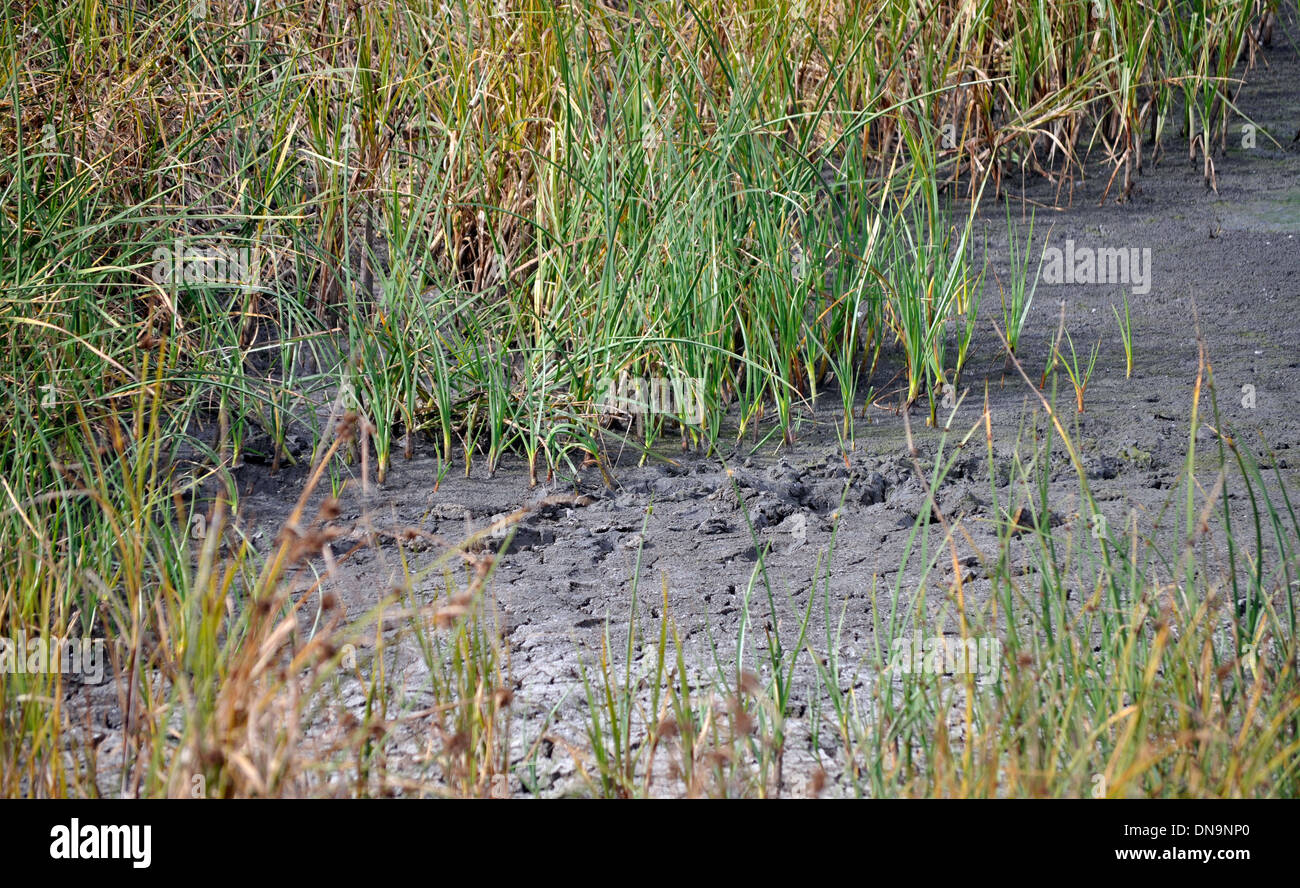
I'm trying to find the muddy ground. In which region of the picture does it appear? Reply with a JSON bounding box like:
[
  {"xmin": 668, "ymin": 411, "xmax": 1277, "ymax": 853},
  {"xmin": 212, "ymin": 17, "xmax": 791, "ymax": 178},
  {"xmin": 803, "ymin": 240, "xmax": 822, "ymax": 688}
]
[{"xmin": 76, "ymin": 26, "xmax": 1300, "ymax": 797}]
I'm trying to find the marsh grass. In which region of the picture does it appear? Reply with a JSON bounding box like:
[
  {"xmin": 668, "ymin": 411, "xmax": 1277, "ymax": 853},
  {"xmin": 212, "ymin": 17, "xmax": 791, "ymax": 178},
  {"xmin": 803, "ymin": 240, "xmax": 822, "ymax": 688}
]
[
  {"xmin": 4, "ymin": 0, "xmax": 1275, "ymax": 481},
  {"xmin": 999, "ymin": 203, "xmax": 1043, "ymax": 360},
  {"xmin": 2, "ymin": 0, "xmax": 1294, "ymax": 797},
  {"xmin": 1056, "ymin": 328, "xmax": 1102, "ymax": 414},
  {"xmin": 1113, "ymin": 292, "xmax": 1134, "ymax": 379}
]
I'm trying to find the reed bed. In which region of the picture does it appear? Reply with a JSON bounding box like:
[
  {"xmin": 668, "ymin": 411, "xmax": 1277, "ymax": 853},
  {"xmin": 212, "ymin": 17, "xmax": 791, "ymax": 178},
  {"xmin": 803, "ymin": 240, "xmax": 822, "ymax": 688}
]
[{"xmin": 1, "ymin": 0, "xmax": 1292, "ymax": 796}]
